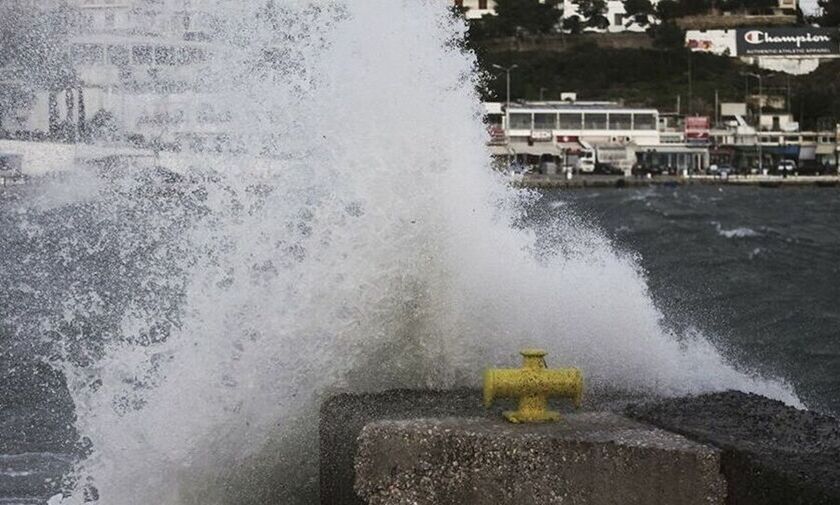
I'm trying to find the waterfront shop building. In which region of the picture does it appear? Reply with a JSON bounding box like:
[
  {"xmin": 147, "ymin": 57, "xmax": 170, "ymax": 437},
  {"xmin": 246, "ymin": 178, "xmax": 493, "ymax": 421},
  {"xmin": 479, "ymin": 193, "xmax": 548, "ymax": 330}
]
[
  {"xmin": 707, "ymin": 102, "xmax": 840, "ymax": 173},
  {"xmin": 492, "ymin": 100, "xmax": 657, "ymax": 173},
  {"xmin": 490, "ymin": 99, "xmax": 716, "ymax": 174}
]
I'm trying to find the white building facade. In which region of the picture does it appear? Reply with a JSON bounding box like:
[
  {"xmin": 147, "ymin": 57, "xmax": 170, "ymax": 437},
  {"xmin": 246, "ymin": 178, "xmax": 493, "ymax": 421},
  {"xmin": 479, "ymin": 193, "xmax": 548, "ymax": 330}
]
[
  {"xmin": 5, "ymin": 0, "xmax": 228, "ymax": 149},
  {"xmin": 496, "ymin": 101, "xmax": 664, "ymax": 172}
]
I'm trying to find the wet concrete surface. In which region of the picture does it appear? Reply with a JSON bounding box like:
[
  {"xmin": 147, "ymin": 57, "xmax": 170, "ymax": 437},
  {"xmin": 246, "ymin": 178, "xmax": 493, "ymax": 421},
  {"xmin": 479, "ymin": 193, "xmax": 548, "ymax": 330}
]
[
  {"xmin": 320, "ymin": 390, "xmax": 492, "ymax": 505},
  {"xmin": 319, "ymin": 388, "xmax": 655, "ymax": 505},
  {"xmin": 626, "ymin": 391, "xmax": 840, "ymax": 505},
  {"xmin": 355, "ymin": 414, "xmax": 724, "ymax": 505},
  {"xmin": 321, "ymin": 389, "xmax": 840, "ymax": 504}
]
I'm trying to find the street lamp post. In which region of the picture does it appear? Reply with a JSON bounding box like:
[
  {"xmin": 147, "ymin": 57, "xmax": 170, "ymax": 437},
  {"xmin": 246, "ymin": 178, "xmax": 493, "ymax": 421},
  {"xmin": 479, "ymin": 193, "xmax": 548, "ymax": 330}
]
[
  {"xmin": 492, "ymin": 63, "xmax": 518, "ymax": 168},
  {"xmin": 742, "ymin": 72, "xmax": 763, "ymax": 173}
]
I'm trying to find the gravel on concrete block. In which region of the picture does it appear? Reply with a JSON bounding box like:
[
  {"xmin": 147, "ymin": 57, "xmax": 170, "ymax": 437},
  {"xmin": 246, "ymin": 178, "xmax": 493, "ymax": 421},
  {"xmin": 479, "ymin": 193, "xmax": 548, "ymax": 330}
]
[
  {"xmin": 320, "ymin": 389, "xmax": 498, "ymax": 505},
  {"xmin": 625, "ymin": 390, "xmax": 840, "ymax": 505},
  {"xmin": 354, "ymin": 413, "xmax": 725, "ymax": 505}
]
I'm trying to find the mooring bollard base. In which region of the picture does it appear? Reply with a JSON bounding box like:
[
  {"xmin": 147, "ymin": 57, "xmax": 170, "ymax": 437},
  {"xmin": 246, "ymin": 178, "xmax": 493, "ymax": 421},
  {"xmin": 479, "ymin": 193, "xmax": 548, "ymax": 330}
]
[{"xmin": 354, "ymin": 413, "xmax": 725, "ymax": 505}]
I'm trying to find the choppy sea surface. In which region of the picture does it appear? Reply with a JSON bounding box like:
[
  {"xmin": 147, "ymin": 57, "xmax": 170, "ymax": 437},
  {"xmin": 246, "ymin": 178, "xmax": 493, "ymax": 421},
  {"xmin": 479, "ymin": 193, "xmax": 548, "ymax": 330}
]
[
  {"xmin": 544, "ymin": 185, "xmax": 840, "ymax": 415},
  {"xmin": 2, "ymin": 184, "xmax": 839, "ymax": 502}
]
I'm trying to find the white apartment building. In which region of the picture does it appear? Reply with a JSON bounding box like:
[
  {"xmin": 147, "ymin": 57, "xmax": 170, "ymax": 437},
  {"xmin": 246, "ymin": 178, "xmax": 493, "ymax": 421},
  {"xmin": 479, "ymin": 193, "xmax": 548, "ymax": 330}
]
[{"xmin": 7, "ymin": 0, "xmax": 226, "ymax": 149}]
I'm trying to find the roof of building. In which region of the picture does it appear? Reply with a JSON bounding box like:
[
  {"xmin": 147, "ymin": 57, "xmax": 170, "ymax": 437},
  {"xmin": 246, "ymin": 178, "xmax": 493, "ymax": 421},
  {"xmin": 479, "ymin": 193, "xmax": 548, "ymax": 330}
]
[{"xmin": 507, "ymin": 101, "xmax": 658, "ymax": 113}]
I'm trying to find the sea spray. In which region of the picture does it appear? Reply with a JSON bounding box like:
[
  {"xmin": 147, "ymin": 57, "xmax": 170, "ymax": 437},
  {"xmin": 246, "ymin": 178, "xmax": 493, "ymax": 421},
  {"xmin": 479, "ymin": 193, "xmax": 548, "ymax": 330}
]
[{"xmin": 3, "ymin": 0, "xmax": 798, "ymax": 503}]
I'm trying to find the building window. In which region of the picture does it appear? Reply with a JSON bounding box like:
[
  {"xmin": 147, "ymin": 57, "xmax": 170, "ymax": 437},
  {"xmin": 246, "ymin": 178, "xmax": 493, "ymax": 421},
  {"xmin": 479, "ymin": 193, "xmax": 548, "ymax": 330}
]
[
  {"xmin": 479, "ymin": 0, "xmax": 488, "ymax": 8},
  {"xmin": 509, "ymin": 113, "xmax": 532, "ymax": 130},
  {"xmin": 108, "ymin": 45, "xmax": 130, "ymax": 66},
  {"xmin": 614, "ymin": 13, "xmax": 623, "ymax": 26},
  {"xmin": 72, "ymin": 44, "xmax": 104, "ymax": 65},
  {"xmin": 533, "ymin": 113, "xmax": 557, "ymax": 130},
  {"xmin": 609, "ymin": 113, "xmax": 632, "ymax": 130},
  {"xmin": 155, "ymin": 46, "xmax": 177, "ymax": 65},
  {"xmin": 176, "ymin": 47, "xmax": 206, "ymax": 65},
  {"xmin": 454, "ymin": 0, "xmax": 463, "ymax": 7},
  {"xmin": 105, "ymin": 12, "xmax": 115, "ymax": 27},
  {"xmin": 584, "ymin": 113, "xmax": 607, "ymax": 130},
  {"xmin": 633, "ymin": 113, "xmax": 656, "ymax": 130},
  {"xmin": 558, "ymin": 113, "xmax": 582, "ymax": 129},
  {"xmin": 132, "ymin": 46, "xmax": 154, "ymax": 65}
]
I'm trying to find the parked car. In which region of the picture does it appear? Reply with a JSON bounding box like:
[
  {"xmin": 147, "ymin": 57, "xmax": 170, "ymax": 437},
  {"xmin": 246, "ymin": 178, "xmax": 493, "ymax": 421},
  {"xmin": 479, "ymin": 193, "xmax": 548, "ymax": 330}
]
[
  {"xmin": 775, "ymin": 160, "xmax": 797, "ymax": 175},
  {"xmin": 708, "ymin": 163, "xmax": 734, "ymax": 176},
  {"xmin": 595, "ymin": 162, "xmax": 624, "ymax": 176},
  {"xmin": 577, "ymin": 155, "xmax": 595, "ymax": 174},
  {"xmin": 631, "ymin": 163, "xmax": 663, "ymax": 176}
]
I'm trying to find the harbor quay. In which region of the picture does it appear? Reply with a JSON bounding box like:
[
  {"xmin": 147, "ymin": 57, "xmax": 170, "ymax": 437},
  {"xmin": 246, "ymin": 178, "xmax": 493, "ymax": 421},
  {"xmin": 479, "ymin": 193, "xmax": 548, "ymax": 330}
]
[
  {"xmin": 484, "ymin": 98, "xmax": 840, "ymax": 179},
  {"xmin": 514, "ymin": 173, "xmax": 840, "ymax": 189}
]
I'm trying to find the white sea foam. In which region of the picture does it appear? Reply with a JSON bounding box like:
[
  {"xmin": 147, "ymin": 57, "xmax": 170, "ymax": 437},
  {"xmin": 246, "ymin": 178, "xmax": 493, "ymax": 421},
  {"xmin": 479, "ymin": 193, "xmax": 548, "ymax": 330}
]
[
  {"xmin": 714, "ymin": 221, "xmax": 762, "ymax": 239},
  {"xmin": 37, "ymin": 1, "xmax": 801, "ymax": 504}
]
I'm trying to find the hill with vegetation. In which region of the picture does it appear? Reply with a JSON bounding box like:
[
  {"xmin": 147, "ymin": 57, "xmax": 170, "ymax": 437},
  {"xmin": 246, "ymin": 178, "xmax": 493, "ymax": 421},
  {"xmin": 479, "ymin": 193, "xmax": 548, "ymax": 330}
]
[{"xmin": 460, "ymin": 0, "xmax": 840, "ymax": 130}]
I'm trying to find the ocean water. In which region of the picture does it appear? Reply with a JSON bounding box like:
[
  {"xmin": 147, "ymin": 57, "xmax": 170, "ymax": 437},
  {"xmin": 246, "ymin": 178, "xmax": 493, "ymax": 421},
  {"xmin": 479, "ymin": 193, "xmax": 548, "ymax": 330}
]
[
  {"xmin": 0, "ymin": 1, "xmax": 824, "ymax": 503},
  {"xmin": 4, "ymin": 184, "xmax": 836, "ymax": 503},
  {"xmin": 545, "ymin": 186, "xmax": 840, "ymax": 415}
]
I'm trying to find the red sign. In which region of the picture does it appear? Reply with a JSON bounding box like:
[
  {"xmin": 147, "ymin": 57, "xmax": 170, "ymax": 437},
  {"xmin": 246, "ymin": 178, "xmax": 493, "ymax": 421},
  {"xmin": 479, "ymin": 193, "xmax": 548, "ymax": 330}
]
[
  {"xmin": 685, "ymin": 116, "xmax": 710, "ymax": 142},
  {"xmin": 487, "ymin": 125, "xmax": 506, "ymax": 144}
]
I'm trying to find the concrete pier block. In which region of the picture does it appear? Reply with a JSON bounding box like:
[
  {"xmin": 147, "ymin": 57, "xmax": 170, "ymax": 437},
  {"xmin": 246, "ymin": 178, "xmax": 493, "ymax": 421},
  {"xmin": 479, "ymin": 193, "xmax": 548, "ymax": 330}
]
[
  {"xmin": 354, "ymin": 413, "xmax": 725, "ymax": 505},
  {"xmin": 626, "ymin": 391, "xmax": 840, "ymax": 505},
  {"xmin": 320, "ymin": 390, "xmax": 499, "ymax": 505}
]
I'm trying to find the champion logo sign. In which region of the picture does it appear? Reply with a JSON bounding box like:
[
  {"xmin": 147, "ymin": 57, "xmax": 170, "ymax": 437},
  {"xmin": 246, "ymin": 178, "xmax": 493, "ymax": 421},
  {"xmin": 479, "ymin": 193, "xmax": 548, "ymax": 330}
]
[{"xmin": 744, "ymin": 30, "xmax": 832, "ymax": 47}]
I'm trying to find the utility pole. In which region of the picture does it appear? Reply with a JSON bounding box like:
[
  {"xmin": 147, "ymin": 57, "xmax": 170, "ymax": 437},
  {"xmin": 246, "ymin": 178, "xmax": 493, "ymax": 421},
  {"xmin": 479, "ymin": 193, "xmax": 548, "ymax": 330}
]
[
  {"xmin": 493, "ymin": 64, "xmax": 518, "ymax": 168},
  {"xmin": 787, "ymin": 75, "xmax": 792, "ymax": 113},
  {"xmin": 687, "ymin": 52, "xmax": 693, "ymax": 115},
  {"xmin": 742, "ymin": 72, "xmax": 763, "ymax": 173}
]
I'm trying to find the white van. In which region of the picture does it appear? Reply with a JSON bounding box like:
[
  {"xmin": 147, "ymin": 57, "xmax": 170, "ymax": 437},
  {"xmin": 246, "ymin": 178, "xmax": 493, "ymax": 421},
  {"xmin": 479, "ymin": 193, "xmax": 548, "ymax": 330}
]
[{"xmin": 577, "ymin": 151, "xmax": 595, "ymax": 173}]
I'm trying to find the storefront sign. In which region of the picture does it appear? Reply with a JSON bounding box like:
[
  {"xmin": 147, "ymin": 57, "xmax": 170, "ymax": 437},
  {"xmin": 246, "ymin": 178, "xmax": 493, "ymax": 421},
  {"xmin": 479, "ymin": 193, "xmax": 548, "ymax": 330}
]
[
  {"xmin": 530, "ymin": 131, "xmax": 553, "ymax": 142},
  {"xmin": 685, "ymin": 116, "xmax": 710, "ymax": 143},
  {"xmin": 736, "ymin": 27, "xmax": 840, "ymax": 56}
]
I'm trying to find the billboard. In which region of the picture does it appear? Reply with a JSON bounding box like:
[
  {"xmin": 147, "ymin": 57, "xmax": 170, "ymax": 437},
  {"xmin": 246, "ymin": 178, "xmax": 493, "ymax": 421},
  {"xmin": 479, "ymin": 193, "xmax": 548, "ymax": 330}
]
[
  {"xmin": 736, "ymin": 28, "xmax": 840, "ymax": 56},
  {"xmin": 686, "ymin": 30, "xmax": 737, "ymax": 56},
  {"xmin": 685, "ymin": 116, "xmax": 710, "ymax": 143}
]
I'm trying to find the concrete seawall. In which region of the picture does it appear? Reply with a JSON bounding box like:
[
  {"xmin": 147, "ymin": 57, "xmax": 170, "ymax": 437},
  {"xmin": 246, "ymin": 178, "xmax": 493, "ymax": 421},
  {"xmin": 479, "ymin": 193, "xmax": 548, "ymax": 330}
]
[
  {"xmin": 321, "ymin": 390, "xmax": 840, "ymax": 505},
  {"xmin": 515, "ymin": 174, "xmax": 840, "ymax": 190},
  {"xmin": 355, "ymin": 414, "xmax": 725, "ymax": 505}
]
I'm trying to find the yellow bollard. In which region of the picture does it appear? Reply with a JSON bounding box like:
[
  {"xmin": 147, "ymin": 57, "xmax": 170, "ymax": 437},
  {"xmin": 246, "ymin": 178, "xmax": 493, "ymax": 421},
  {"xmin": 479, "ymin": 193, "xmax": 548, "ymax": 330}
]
[{"xmin": 483, "ymin": 349, "xmax": 583, "ymax": 423}]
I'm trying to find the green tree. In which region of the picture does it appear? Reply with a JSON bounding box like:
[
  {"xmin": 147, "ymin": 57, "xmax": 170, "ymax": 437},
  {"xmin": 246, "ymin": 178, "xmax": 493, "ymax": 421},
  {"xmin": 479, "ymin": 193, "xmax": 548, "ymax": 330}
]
[
  {"xmin": 491, "ymin": 0, "xmax": 563, "ymax": 36},
  {"xmin": 655, "ymin": 0, "xmax": 713, "ymax": 20},
  {"xmin": 572, "ymin": 0, "xmax": 609, "ymax": 29},
  {"xmin": 816, "ymin": 0, "xmax": 840, "ymax": 26},
  {"xmin": 623, "ymin": 0, "xmax": 655, "ymax": 27},
  {"xmin": 562, "ymin": 15, "xmax": 584, "ymax": 34}
]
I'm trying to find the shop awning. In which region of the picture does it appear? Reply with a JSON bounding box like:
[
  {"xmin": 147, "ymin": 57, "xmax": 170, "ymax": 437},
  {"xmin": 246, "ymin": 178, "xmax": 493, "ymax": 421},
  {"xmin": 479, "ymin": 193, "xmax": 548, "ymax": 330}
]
[
  {"xmin": 816, "ymin": 144, "xmax": 836, "ymax": 155},
  {"xmin": 508, "ymin": 143, "xmax": 559, "ymax": 156}
]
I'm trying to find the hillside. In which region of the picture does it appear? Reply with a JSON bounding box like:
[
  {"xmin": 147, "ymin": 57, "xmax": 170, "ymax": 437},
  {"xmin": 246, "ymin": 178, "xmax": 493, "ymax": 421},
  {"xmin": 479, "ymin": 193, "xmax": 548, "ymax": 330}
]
[{"xmin": 472, "ymin": 37, "xmax": 840, "ymax": 130}]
